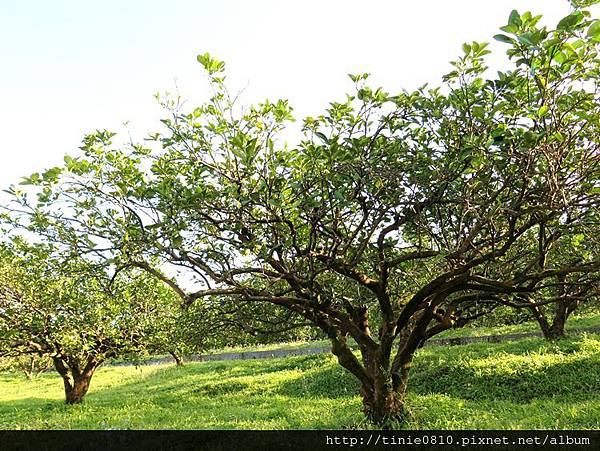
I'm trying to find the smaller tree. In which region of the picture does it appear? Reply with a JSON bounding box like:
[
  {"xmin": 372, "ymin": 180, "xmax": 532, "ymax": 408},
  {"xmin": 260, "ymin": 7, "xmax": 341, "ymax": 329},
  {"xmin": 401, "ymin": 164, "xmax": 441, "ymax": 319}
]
[
  {"xmin": 528, "ymin": 273, "xmax": 599, "ymax": 339},
  {"xmin": 142, "ymin": 289, "xmax": 316, "ymax": 365},
  {"xmin": 0, "ymin": 240, "xmax": 180, "ymax": 404},
  {"xmin": 523, "ymin": 220, "xmax": 600, "ymax": 339},
  {"xmin": 0, "ymin": 355, "xmax": 53, "ymax": 379}
]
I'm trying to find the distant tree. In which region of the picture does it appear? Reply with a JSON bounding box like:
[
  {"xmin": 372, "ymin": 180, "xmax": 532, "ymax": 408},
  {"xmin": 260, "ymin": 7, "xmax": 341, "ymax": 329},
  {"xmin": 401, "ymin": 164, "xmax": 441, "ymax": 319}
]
[
  {"xmin": 0, "ymin": 355, "xmax": 53, "ymax": 379},
  {"xmin": 7, "ymin": 7, "xmax": 600, "ymax": 426},
  {"xmin": 529, "ymin": 273, "xmax": 599, "ymax": 338},
  {"xmin": 145, "ymin": 288, "xmax": 316, "ymax": 365},
  {"xmin": 0, "ymin": 241, "xmax": 180, "ymax": 404},
  {"xmin": 526, "ymin": 231, "xmax": 600, "ymax": 338}
]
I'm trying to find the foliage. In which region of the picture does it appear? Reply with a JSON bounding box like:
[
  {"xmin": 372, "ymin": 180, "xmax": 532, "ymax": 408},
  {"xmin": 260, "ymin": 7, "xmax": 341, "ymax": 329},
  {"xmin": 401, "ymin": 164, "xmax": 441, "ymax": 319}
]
[{"xmin": 570, "ymin": 0, "xmax": 600, "ymax": 9}]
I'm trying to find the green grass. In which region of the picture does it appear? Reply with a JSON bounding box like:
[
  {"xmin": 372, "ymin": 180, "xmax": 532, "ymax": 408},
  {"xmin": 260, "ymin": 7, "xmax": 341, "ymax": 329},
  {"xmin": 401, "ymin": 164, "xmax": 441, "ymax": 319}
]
[
  {"xmin": 2, "ymin": 333, "xmax": 599, "ymax": 429},
  {"xmin": 434, "ymin": 310, "xmax": 600, "ymax": 339}
]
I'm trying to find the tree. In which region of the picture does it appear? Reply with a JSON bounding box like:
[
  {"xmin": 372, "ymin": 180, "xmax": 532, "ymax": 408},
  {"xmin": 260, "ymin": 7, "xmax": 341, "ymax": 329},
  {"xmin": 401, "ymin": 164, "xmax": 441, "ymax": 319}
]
[
  {"xmin": 464, "ymin": 211, "xmax": 600, "ymax": 338},
  {"xmin": 7, "ymin": 8, "xmax": 600, "ymax": 425},
  {"xmin": 0, "ymin": 240, "xmax": 181, "ymax": 404},
  {"xmin": 0, "ymin": 355, "xmax": 53, "ymax": 379},
  {"xmin": 145, "ymin": 294, "xmax": 311, "ymax": 365},
  {"xmin": 526, "ymin": 230, "xmax": 600, "ymax": 338}
]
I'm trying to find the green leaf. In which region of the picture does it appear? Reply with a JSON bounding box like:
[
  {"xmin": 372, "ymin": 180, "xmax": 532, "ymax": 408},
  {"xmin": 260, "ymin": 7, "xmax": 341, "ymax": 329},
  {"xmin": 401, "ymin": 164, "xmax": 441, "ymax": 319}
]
[
  {"xmin": 571, "ymin": 233, "xmax": 585, "ymax": 247},
  {"xmin": 315, "ymin": 132, "xmax": 329, "ymax": 144},
  {"xmin": 19, "ymin": 172, "xmax": 41, "ymax": 185},
  {"xmin": 508, "ymin": 10, "xmax": 522, "ymax": 27},
  {"xmin": 587, "ymin": 20, "xmax": 600, "ymax": 39},
  {"xmin": 553, "ymin": 51, "xmax": 567, "ymax": 64},
  {"xmin": 518, "ymin": 33, "xmax": 535, "ymax": 47},
  {"xmin": 357, "ymin": 87, "xmax": 372, "ymax": 100},
  {"xmin": 537, "ymin": 105, "xmax": 549, "ymax": 118},
  {"xmin": 500, "ymin": 24, "xmax": 518, "ymax": 34},
  {"xmin": 557, "ymin": 11, "xmax": 583, "ymax": 31},
  {"xmin": 494, "ymin": 34, "xmax": 513, "ymax": 44},
  {"xmin": 196, "ymin": 52, "xmax": 225, "ymax": 74},
  {"xmin": 570, "ymin": 0, "xmax": 600, "ymax": 7},
  {"xmin": 42, "ymin": 167, "xmax": 62, "ymax": 183},
  {"xmin": 472, "ymin": 106, "xmax": 485, "ymax": 119}
]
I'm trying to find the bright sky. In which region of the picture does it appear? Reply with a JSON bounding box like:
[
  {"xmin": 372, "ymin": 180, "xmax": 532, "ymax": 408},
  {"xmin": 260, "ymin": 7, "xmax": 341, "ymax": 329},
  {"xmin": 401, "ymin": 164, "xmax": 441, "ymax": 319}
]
[{"xmin": 1, "ymin": 0, "xmax": 597, "ymax": 190}]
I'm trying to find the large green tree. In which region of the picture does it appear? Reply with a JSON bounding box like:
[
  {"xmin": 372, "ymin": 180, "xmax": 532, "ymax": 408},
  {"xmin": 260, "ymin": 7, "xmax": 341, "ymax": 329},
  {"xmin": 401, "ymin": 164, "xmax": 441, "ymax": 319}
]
[{"xmin": 7, "ymin": 8, "xmax": 600, "ymax": 425}]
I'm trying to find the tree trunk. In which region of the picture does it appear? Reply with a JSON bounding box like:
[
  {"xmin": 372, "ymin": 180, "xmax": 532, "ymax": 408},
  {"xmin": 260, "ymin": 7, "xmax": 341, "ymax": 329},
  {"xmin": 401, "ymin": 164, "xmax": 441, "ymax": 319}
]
[
  {"xmin": 21, "ymin": 358, "xmax": 35, "ymax": 380},
  {"xmin": 328, "ymin": 335, "xmax": 404, "ymax": 427},
  {"xmin": 531, "ymin": 300, "xmax": 568, "ymax": 340},
  {"xmin": 529, "ymin": 304, "xmax": 553, "ymax": 339},
  {"xmin": 65, "ymin": 374, "xmax": 93, "ymax": 404},
  {"xmin": 360, "ymin": 346, "xmax": 411, "ymax": 428},
  {"xmin": 168, "ymin": 351, "xmax": 184, "ymax": 366},
  {"xmin": 539, "ymin": 276, "xmax": 574, "ymax": 340},
  {"xmin": 361, "ymin": 376, "xmax": 407, "ymax": 428},
  {"xmin": 363, "ymin": 308, "xmax": 431, "ymax": 428},
  {"xmin": 548, "ymin": 301, "xmax": 567, "ymax": 339},
  {"xmin": 52, "ymin": 356, "xmax": 98, "ymax": 404}
]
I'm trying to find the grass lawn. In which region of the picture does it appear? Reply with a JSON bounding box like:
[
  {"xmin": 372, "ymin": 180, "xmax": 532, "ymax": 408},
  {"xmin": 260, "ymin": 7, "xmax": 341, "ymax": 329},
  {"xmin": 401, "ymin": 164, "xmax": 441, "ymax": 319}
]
[
  {"xmin": 1, "ymin": 333, "xmax": 599, "ymax": 430},
  {"xmin": 433, "ymin": 310, "xmax": 600, "ymax": 339}
]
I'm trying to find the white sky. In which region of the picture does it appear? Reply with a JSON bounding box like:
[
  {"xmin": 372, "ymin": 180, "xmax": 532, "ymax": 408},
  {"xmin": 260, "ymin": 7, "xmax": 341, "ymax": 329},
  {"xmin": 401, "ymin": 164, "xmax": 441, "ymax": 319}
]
[{"xmin": 0, "ymin": 0, "xmax": 597, "ymax": 191}]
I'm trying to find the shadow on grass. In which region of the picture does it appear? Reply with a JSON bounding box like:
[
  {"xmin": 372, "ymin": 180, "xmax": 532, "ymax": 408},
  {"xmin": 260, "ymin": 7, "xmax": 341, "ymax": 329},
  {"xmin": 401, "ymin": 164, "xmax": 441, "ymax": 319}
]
[
  {"xmin": 99, "ymin": 353, "xmax": 357, "ymax": 400},
  {"xmin": 275, "ymin": 364, "xmax": 358, "ymax": 399},
  {"xmin": 412, "ymin": 356, "xmax": 600, "ymax": 402},
  {"xmin": 87, "ymin": 335, "xmax": 600, "ymax": 405},
  {"xmin": 0, "ymin": 397, "xmax": 65, "ymax": 411},
  {"xmin": 39, "ymin": 352, "xmax": 353, "ymax": 410},
  {"xmin": 3, "ymin": 334, "xmax": 599, "ymax": 429}
]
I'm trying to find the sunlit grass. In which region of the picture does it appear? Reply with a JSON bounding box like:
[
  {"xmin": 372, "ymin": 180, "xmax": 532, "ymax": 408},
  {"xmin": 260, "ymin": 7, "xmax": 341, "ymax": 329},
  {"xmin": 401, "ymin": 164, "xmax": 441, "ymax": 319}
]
[
  {"xmin": 434, "ymin": 311, "xmax": 600, "ymax": 339},
  {"xmin": 1, "ymin": 333, "xmax": 599, "ymax": 429}
]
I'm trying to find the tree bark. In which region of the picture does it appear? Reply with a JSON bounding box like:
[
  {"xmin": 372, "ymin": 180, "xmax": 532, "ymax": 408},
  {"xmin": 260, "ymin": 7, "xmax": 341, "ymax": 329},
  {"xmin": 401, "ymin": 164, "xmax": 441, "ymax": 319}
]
[
  {"xmin": 361, "ymin": 376, "xmax": 407, "ymax": 427},
  {"xmin": 529, "ymin": 304, "xmax": 553, "ymax": 339},
  {"xmin": 52, "ymin": 357, "xmax": 99, "ymax": 404},
  {"xmin": 362, "ymin": 388, "xmax": 405, "ymax": 427},
  {"xmin": 65, "ymin": 373, "xmax": 93, "ymax": 404},
  {"xmin": 358, "ymin": 348, "xmax": 412, "ymax": 428},
  {"xmin": 21, "ymin": 358, "xmax": 35, "ymax": 380},
  {"xmin": 530, "ymin": 301, "xmax": 568, "ymax": 340},
  {"xmin": 169, "ymin": 350, "xmax": 184, "ymax": 366},
  {"xmin": 325, "ymin": 305, "xmax": 430, "ymax": 428},
  {"xmin": 547, "ymin": 301, "xmax": 567, "ymax": 339},
  {"xmin": 328, "ymin": 335, "xmax": 404, "ymax": 427}
]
